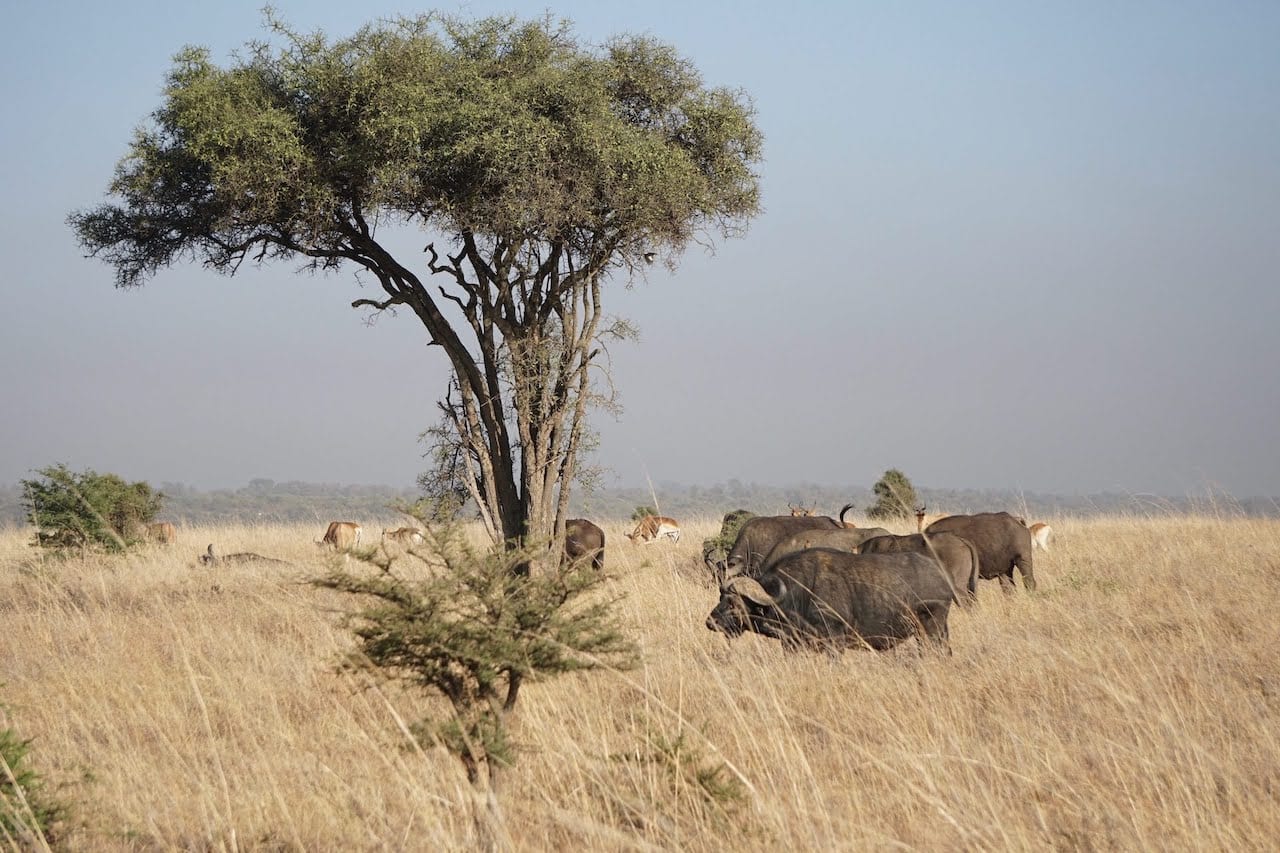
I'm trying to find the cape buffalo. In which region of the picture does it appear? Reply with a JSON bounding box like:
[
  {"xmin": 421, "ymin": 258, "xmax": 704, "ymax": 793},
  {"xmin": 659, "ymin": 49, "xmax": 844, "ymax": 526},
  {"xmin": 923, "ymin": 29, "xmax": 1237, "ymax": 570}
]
[
  {"xmin": 760, "ymin": 525, "xmax": 893, "ymax": 573},
  {"xmin": 706, "ymin": 548, "xmax": 952, "ymax": 653},
  {"xmin": 856, "ymin": 531, "xmax": 979, "ymax": 605},
  {"xmin": 564, "ymin": 518, "xmax": 605, "ymax": 569},
  {"xmin": 718, "ymin": 514, "xmax": 841, "ymax": 579},
  {"xmin": 925, "ymin": 512, "xmax": 1035, "ymax": 592}
]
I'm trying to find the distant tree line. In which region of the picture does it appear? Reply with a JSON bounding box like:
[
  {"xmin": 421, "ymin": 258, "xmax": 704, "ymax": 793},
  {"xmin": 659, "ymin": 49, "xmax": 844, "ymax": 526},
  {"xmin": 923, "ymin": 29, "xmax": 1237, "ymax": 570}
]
[
  {"xmin": 0, "ymin": 479, "xmax": 421, "ymax": 528},
  {"xmin": 155, "ymin": 480, "xmax": 424, "ymax": 525},
  {"xmin": 0, "ymin": 478, "xmax": 1274, "ymax": 529},
  {"xmin": 566, "ymin": 479, "xmax": 1280, "ymax": 521}
]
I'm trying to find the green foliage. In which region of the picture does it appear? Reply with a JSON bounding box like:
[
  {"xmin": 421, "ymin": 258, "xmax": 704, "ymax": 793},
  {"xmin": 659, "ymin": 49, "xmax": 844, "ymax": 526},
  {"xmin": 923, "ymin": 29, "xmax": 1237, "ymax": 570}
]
[
  {"xmin": 1, "ymin": 709, "xmax": 68, "ymax": 847},
  {"xmin": 702, "ymin": 509, "xmax": 756, "ymax": 562},
  {"xmin": 414, "ymin": 422, "xmax": 477, "ymax": 523},
  {"xmin": 634, "ymin": 728, "xmax": 746, "ymax": 810},
  {"xmin": 69, "ymin": 13, "xmax": 761, "ymax": 287},
  {"xmin": 608, "ymin": 718, "xmax": 746, "ymax": 832},
  {"xmin": 867, "ymin": 469, "xmax": 918, "ymax": 521},
  {"xmin": 312, "ymin": 524, "xmax": 639, "ymax": 785},
  {"xmin": 20, "ymin": 464, "xmax": 163, "ymax": 552},
  {"xmin": 631, "ymin": 506, "xmax": 657, "ymax": 522}
]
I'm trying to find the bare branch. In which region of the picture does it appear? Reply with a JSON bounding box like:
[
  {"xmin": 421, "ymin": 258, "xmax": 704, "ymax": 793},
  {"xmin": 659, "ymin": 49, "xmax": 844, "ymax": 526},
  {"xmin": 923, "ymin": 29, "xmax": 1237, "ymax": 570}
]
[
  {"xmin": 351, "ymin": 295, "xmax": 406, "ymax": 310},
  {"xmin": 438, "ymin": 286, "xmax": 470, "ymax": 314}
]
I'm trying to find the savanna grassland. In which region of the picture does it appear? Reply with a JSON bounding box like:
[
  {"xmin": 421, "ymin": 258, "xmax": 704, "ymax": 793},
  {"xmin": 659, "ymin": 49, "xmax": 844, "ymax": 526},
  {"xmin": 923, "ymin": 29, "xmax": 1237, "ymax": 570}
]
[{"xmin": 2, "ymin": 513, "xmax": 1278, "ymax": 851}]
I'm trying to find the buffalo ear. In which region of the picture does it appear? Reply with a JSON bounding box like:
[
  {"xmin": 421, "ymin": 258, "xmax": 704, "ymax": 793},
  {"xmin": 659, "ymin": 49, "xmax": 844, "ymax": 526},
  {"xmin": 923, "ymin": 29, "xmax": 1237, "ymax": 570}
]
[
  {"xmin": 760, "ymin": 575, "xmax": 785, "ymax": 601},
  {"xmin": 726, "ymin": 576, "xmax": 774, "ymax": 606}
]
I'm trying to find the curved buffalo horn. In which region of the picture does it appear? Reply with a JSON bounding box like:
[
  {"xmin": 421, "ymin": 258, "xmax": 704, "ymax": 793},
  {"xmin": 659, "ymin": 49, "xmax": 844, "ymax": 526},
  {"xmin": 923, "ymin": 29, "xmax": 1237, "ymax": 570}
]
[{"xmin": 725, "ymin": 575, "xmax": 775, "ymax": 606}]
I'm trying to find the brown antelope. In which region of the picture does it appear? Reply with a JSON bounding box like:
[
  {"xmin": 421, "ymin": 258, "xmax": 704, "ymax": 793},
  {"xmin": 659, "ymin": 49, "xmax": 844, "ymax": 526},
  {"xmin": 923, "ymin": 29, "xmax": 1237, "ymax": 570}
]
[
  {"xmin": 915, "ymin": 506, "xmax": 948, "ymax": 533},
  {"xmin": 321, "ymin": 521, "xmax": 363, "ymax": 551},
  {"xmin": 788, "ymin": 503, "xmax": 816, "ymax": 517},
  {"xmin": 146, "ymin": 522, "xmax": 176, "ymax": 544},
  {"xmin": 626, "ymin": 515, "xmax": 681, "ymax": 544},
  {"xmin": 1029, "ymin": 522, "xmax": 1053, "ymax": 552},
  {"xmin": 381, "ymin": 526, "xmax": 425, "ymax": 546}
]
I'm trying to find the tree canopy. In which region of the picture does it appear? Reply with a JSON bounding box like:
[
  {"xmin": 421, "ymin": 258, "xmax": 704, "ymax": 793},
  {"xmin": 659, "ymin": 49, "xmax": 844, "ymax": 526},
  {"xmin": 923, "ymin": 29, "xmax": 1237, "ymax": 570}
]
[
  {"xmin": 73, "ymin": 14, "xmax": 760, "ymax": 286},
  {"xmin": 70, "ymin": 12, "xmax": 762, "ymax": 558}
]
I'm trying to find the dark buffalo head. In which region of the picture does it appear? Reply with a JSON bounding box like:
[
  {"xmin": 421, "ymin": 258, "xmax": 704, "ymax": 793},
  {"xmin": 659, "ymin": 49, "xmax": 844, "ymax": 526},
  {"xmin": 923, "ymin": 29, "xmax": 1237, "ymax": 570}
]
[{"xmin": 706, "ymin": 575, "xmax": 783, "ymax": 638}]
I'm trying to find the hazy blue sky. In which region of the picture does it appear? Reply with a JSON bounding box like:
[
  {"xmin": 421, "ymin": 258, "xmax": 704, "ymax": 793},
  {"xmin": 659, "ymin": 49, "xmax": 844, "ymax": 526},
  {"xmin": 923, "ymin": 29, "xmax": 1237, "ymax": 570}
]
[{"xmin": 2, "ymin": 1, "xmax": 1277, "ymax": 497}]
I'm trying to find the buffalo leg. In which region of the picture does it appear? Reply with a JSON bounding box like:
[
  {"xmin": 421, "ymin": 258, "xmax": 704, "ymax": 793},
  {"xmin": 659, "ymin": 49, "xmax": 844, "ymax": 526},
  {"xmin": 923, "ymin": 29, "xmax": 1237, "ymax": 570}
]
[
  {"xmin": 917, "ymin": 604, "xmax": 952, "ymax": 655},
  {"xmin": 1015, "ymin": 555, "xmax": 1036, "ymax": 591}
]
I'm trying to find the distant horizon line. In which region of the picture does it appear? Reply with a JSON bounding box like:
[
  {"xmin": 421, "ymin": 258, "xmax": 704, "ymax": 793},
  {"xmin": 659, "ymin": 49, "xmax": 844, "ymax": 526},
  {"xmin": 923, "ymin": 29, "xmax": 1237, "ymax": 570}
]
[{"xmin": 3, "ymin": 477, "xmax": 1273, "ymax": 502}]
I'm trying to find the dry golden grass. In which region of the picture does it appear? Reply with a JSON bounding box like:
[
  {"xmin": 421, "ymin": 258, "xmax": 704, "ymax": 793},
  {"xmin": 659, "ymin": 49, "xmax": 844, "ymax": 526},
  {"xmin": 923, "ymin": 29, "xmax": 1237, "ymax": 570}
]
[{"xmin": 2, "ymin": 513, "xmax": 1279, "ymax": 850}]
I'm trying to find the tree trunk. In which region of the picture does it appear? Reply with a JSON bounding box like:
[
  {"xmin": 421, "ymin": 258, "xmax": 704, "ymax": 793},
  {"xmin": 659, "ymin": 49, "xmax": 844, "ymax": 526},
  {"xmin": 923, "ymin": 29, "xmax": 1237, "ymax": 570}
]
[{"xmin": 473, "ymin": 774, "xmax": 512, "ymax": 853}]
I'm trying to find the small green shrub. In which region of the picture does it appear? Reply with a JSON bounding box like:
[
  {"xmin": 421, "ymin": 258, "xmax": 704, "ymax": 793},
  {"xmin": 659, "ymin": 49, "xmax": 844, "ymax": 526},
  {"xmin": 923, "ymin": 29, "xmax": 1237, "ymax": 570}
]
[
  {"xmin": 21, "ymin": 464, "xmax": 162, "ymax": 552},
  {"xmin": 313, "ymin": 524, "xmax": 639, "ymax": 787},
  {"xmin": 1, "ymin": 711, "xmax": 67, "ymax": 848},
  {"xmin": 866, "ymin": 469, "xmax": 918, "ymax": 521},
  {"xmin": 702, "ymin": 509, "xmax": 756, "ymax": 563},
  {"xmin": 609, "ymin": 720, "xmax": 747, "ymax": 828}
]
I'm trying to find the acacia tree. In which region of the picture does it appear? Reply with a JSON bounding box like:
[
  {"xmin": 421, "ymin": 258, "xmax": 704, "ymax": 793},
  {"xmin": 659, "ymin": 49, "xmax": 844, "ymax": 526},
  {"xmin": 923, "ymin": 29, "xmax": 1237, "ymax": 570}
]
[
  {"xmin": 70, "ymin": 13, "xmax": 761, "ymax": 564},
  {"xmin": 21, "ymin": 464, "xmax": 163, "ymax": 552},
  {"xmin": 867, "ymin": 468, "xmax": 919, "ymax": 521}
]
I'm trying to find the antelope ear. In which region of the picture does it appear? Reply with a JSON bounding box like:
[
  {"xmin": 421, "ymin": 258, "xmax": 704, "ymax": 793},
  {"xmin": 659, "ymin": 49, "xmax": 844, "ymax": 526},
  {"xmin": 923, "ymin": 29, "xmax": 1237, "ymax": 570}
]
[{"xmin": 726, "ymin": 575, "xmax": 775, "ymax": 605}]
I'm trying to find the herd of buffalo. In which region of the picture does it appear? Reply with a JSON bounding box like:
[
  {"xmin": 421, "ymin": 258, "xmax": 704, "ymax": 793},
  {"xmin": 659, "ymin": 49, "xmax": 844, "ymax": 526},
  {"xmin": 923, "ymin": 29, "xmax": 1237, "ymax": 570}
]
[
  {"xmin": 566, "ymin": 505, "xmax": 1044, "ymax": 655},
  {"xmin": 189, "ymin": 505, "xmax": 1044, "ymax": 655}
]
